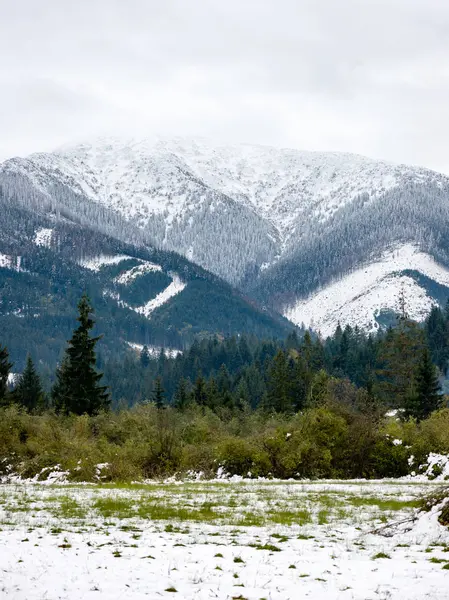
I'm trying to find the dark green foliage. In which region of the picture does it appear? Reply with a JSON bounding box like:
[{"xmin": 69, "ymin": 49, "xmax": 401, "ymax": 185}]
[
  {"xmin": 140, "ymin": 345, "xmax": 150, "ymax": 368},
  {"xmin": 14, "ymin": 355, "xmax": 46, "ymax": 412},
  {"xmin": 173, "ymin": 377, "xmax": 191, "ymax": 410},
  {"xmin": 0, "ymin": 344, "xmax": 12, "ymax": 405},
  {"xmin": 52, "ymin": 295, "xmax": 109, "ymax": 415},
  {"xmin": 406, "ymin": 347, "xmax": 442, "ymax": 421},
  {"xmin": 266, "ymin": 351, "xmax": 293, "ymax": 413},
  {"xmin": 152, "ymin": 376, "xmax": 165, "ymax": 409},
  {"xmin": 376, "ymin": 318, "xmax": 425, "ymax": 406},
  {"xmin": 193, "ymin": 375, "xmax": 209, "ymax": 407},
  {"xmin": 426, "ymin": 305, "xmax": 449, "ymax": 374}
]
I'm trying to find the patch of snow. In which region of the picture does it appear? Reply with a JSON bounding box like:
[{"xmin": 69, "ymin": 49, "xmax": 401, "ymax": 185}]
[
  {"xmin": 285, "ymin": 244, "xmax": 449, "ymax": 336},
  {"xmin": 113, "ymin": 261, "xmax": 162, "ymax": 284},
  {"xmin": 133, "ymin": 273, "xmax": 186, "ymax": 318},
  {"xmin": 7, "ymin": 373, "xmax": 19, "ymax": 386},
  {"xmin": 0, "ymin": 253, "xmax": 14, "ymax": 269},
  {"xmin": 34, "ymin": 227, "xmax": 53, "ymax": 248},
  {"xmin": 126, "ymin": 341, "xmax": 182, "ymax": 358},
  {"xmin": 393, "ymin": 439, "xmax": 403, "ymax": 446},
  {"xmin": 79, "ymin": 255, "xmax": 135, "ymax": 272},
  {"xmin": 420, "ymin": 453, "xmax": 449, "ymax": 481}
]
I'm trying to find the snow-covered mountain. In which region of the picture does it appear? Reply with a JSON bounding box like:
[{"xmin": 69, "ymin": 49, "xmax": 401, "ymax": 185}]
[
  {"xmin": 285, "ymin": 245, "xmax": 449, "ymax": 336},
  {"xmin": 2, "ymin": 136, "xmax": 449, "ymax": 335}
]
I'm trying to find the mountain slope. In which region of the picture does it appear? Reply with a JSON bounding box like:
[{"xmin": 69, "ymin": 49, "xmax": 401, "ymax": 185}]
[
  {"xmin": 285, "ymin": 245, "xmax": 449, "ymax": 336},
  {"xmin": 0, "ymin": 192, "xmax": 292, "ymax": 369},
  {"xmin": 2, "ymin": 137, "xmax": 449, "ymax": 334}
]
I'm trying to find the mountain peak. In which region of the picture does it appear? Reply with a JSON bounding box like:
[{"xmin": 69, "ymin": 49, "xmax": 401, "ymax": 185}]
[{"xmin": 2, "ymin": 136, "xmax": 449, "ymax": 335}]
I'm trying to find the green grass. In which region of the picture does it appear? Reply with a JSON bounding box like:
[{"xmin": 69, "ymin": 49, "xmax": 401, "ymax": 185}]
[
  {"xmin": 348, "ymin": 497, "xmax": 420, "ymax": 511},
  {"xmin": 248, "ymin": 543, "xmax": 282, "ymax": 552},
  {"xmin": 268, "ymin": 509, "xmax": 312, "ymax": 526},
  {"xmin": 93, "ymin": 497, "xmax": 136, "ymax": 519},
  {"xmin": 372, "ymin": 552, "xmax": 391, "ymax": 560}
]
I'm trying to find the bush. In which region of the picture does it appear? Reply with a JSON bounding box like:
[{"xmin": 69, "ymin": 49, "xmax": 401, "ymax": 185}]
[
  {"xmin": 0, "ymin": 402, "xmax": 448, "ymax": 482},
  {"xmin": 217, "ymin": 437, "xmax": 270, "ymax": 477}
]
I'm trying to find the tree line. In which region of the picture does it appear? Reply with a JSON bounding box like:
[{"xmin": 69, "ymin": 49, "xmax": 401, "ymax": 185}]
[{"xmin": 1, "ymin": 294, "xmax": 447, "ymax": 423}]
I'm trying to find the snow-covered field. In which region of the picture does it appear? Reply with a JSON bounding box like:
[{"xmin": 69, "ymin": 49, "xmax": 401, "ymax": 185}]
[{"xmin": 1, "ymin": 480, "xmax": 448, "ymax": 599}]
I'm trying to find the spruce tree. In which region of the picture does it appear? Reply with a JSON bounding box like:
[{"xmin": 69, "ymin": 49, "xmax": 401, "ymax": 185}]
[
  {"xmin": 377, "ymin": 318, "xmax": 425, "ymax": 407},
  {"xmin": 426, "ymin": 307, "xmax": 449, "ymax": 374},
  {"xmin": 406, "ymin": 347, "xmax": 441, "ymax": 421},
  {"xmin": 173, "ymin": 377, "xmax": 190, "ymax": 410},
  {"xmin": 0, "ymin": 344, "xmax": 12, "ymax": 405},
  {"xmin": 266, "ymin": 350, "xmax": 293, "ymax": 413},
  {"xmin": 52, "ymin": 294, "xmax": 109, "ymax": 415},
  {"xmin": 193, "ymin": 375, "xmax": 208, "ymax": 407},
  {"xmin": 140, "ymin": 345, "xmax": 150, "ymax": 368},
  {"xmin": 152, "ymin": 376, "xmax": 165, "ymax": 409},
  {"xmin": 15, "ymin": 355, "xmax": 45, "ymax": 412}
]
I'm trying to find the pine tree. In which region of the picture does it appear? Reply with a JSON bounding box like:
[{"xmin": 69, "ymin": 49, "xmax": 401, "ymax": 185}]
[
  {"xmin": 266, "ymin": 350, "xmax": 293, "ymax": 413},
  {"xmin": 217, "ymin": 364, "xmax": 234, "ymax": 408},
  {"xmin": 0, "ymin": 344, "xmax": 12, "ymax": 405},
  {"xmin": 52, "ymin": 295, "xmax": 109, "ymax": 415},
  {"xmin": 173, "ymin": 377, "xmax": 190, "ymax": 410},
  {"xmin": 152, "ymin": 376, "xmax": 165, "ymax": 409},
  {"xmin": 426, "ymin": 307, "xmax": 449, "ymax": 374},
  {"xmin": 406, "ymin": 347, "xmax": 441, "ymax": 421},
  {"xmin": 15, "ymin": 355, "xmax": 45, "ymax": 412},
  {"xmin": 140, "ymin": 345, "xmax": 150, "ymax": 368},
  {"xmin": 193, "ymin": 375, "xmax": 208, "ymax": 407},
  {"xmin": 377, "ymin": 318, "xmax": 425, "ymax": 407}
]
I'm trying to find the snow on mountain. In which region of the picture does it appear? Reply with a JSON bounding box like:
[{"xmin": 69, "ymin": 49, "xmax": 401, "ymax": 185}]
[
  {"xmin": 285, "ymin": 245, "xmax": 449, "ymax": 337},
  {"xmin": 0, "ymin": 254, "xmax": 14, "ymax": 269},
  {"xmin": 113, "ymin": 261, "xmax": 162, "ymax": 285},
  {"xmin": 126, "ymin": 342, "xmax": 182, "ymax": 359},
  {"xmin": 3, "ymin": 136, "xmax": 449, "ymax": 334},
  {"xmin": 9, "ymin": 136, "xmax": 443, "ymax": 241},
  {"xmin": 34, "ymin": 228, "xmax": 53, "ymax": 248},
  {"xmin": 4, "ymin": 135, "xmax": 446, "ymax": 282},
  {"xmin": 79, "ymin": 255, "xmax": 135, "ymax": 272},
  {"xmin": 96, "ymin": 256, "xmax": 187, "ymax": 320},
  {"xmin": 133, "ymin": 273, "xmax": 186, "ymax": 318}
]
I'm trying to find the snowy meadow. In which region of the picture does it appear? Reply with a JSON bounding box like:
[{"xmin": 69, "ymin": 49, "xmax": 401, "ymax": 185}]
[{"xmin": 1, "ymin": 480, "xmax": 448, "ymax": 600}]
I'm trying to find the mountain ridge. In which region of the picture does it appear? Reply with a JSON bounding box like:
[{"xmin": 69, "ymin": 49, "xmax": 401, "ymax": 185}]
[{"xmin": 2, "ymin": 136, "xmax": 449, "ymax": 337}]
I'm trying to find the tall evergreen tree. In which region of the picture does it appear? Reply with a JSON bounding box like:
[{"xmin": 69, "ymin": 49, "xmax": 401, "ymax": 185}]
[
  {"xmin": 173, "ymin": 377, "xmax": 190, "ymax": 410},
  {"xmin": 426, "ymin": 307, "xmax": 449, "ymax": 374},
  {"xmin": 15, "ymin": 355, "xmax": 45, "ymax": 412},
  {"xmin": 0, "ymin": 344, "xmax": 12, "ymax": 405},
  {"xmin": 52, "ymin": 295, "xmax": 109, "ymax": 415},
  {"xmin": 266, "ymin": 350, "xmax": 293, "ymax": 413},
  {"xmin": 152, "ymin": 376, "xmax": 165, "ymax": 409},
  {"xmin": 377, "ymin": 319, "xmax": 425, "ymax": 407},
  {"xmin": 406, "ymin": 347, "xmax": 441, "ymax": 421},
  {"xmin": 140, "ymin": 345, "xmax": 150, "ymax": 368},
  {"xmin": 193, "ymin": 375, "xmax": 208, "ymax": 407}
]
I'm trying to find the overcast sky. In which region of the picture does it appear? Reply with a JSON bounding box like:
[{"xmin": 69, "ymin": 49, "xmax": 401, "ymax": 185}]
[{"xmin": 1, "ymin": 0, "xmax": 449, "ymax": 171}]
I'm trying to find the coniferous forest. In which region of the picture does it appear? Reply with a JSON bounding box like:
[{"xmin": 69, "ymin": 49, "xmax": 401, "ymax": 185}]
[{"xmin": 0, "ymin": 294, "xmax": 448, "ymax": 482}]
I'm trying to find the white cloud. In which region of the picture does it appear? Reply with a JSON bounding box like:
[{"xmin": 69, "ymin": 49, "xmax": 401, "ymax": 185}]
[{"xmin": 1, "ymin": 0, "xmax": 448, "ymax": 172}]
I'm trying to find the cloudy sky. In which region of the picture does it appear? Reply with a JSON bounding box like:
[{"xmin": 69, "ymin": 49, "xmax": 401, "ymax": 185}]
[{"xmin": 1, "ymin": 0, "xmax": 448, "ymax": 171}]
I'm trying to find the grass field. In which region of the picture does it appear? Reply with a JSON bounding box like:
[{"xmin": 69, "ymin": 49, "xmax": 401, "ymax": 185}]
[{"xmin": 1, "ymin": 480, "xmax": 448, "ymax": 599}]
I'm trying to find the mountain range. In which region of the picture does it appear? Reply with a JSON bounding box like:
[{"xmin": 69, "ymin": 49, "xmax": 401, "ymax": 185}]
[{"xmin": 1, "ymin": 136, "xmax": 449, "ymax": 365}]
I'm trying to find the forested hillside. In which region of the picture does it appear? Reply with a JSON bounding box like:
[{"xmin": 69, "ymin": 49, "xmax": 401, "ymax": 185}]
[{"xmin": 0, "ymin": 190, "xmax": 292, "ymax": 370}]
